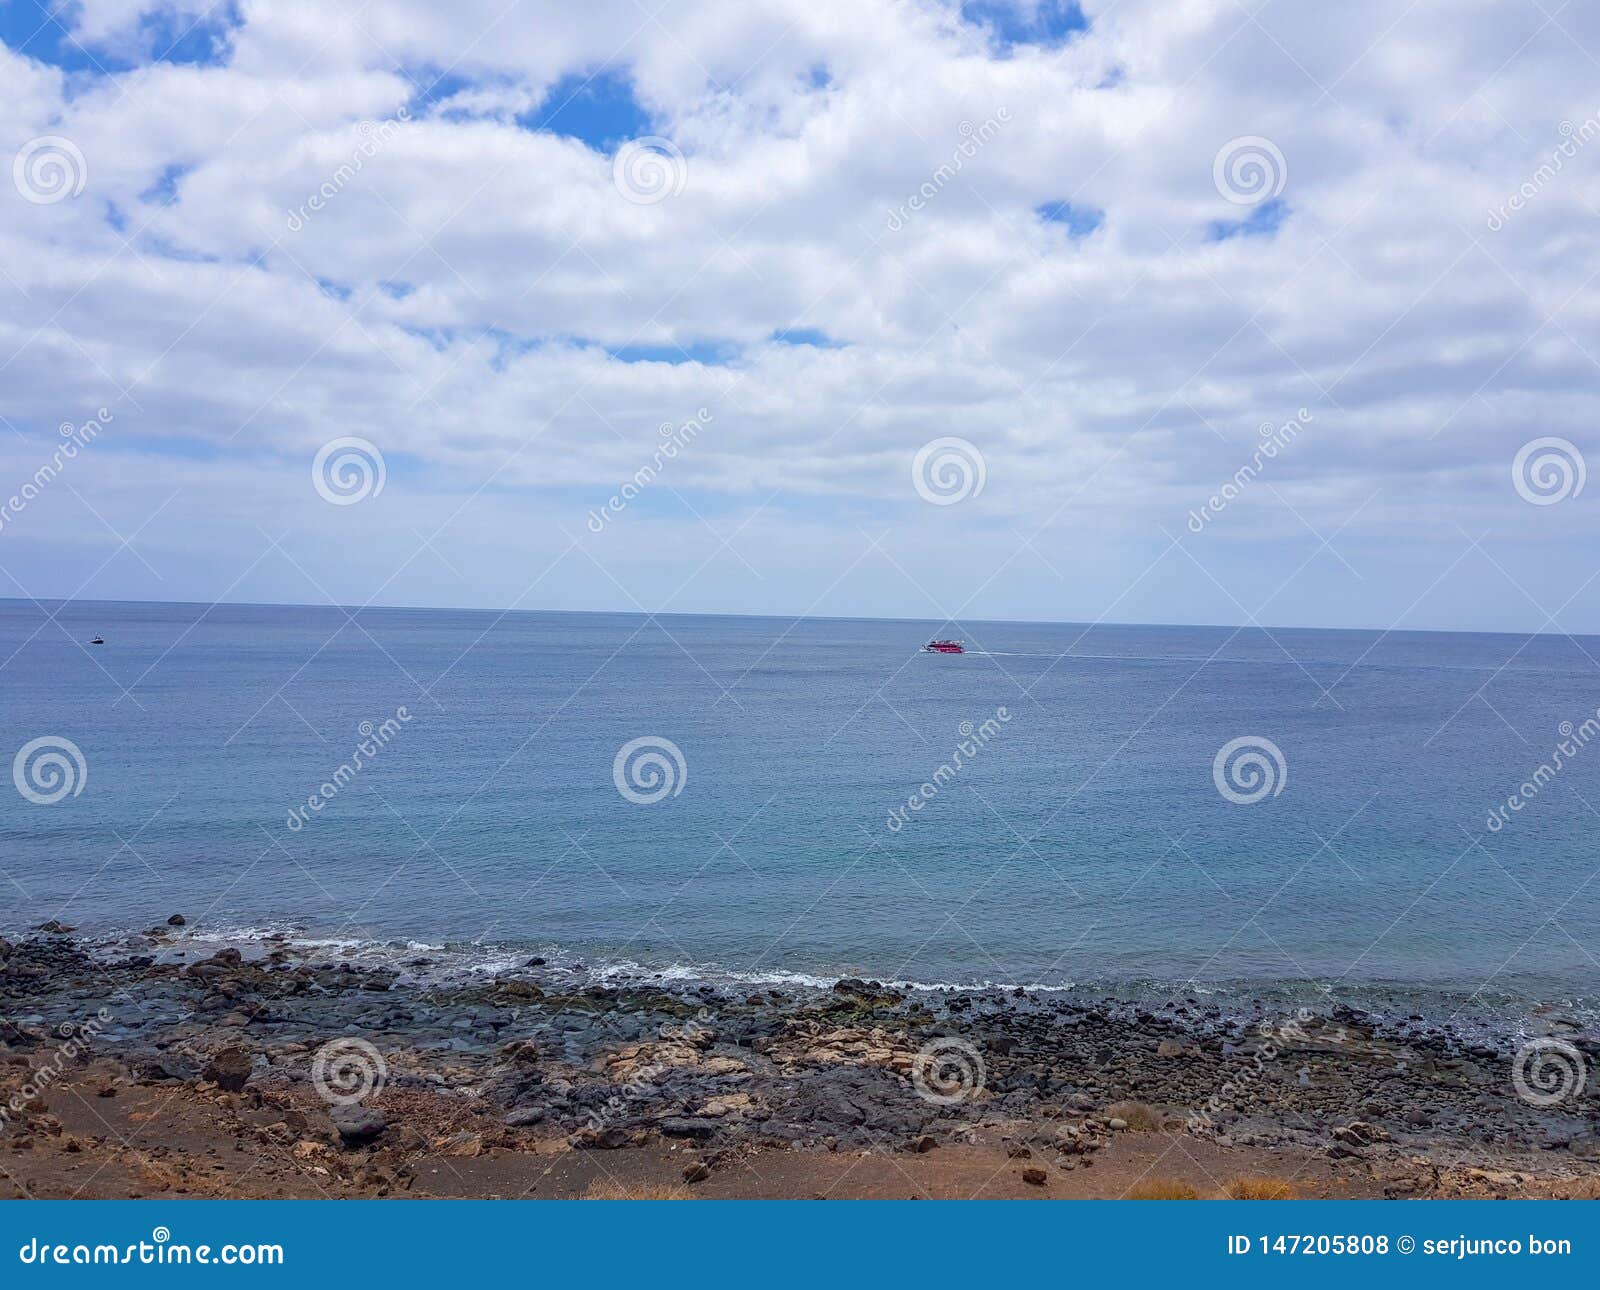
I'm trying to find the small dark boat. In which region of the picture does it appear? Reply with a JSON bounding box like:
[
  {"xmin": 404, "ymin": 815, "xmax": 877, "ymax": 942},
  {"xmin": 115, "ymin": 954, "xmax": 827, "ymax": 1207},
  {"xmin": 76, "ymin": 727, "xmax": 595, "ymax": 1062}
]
[{"xmin": 90, "ymin": 635, "xmax": 104, "ymax": 645}]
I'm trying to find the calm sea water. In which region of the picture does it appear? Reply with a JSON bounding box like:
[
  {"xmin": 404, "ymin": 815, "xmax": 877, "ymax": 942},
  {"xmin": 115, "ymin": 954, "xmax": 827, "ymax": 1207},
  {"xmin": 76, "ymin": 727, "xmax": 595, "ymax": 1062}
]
[{"xmin": 4, "ymin": 599, "xmax": 1599, "ymax": 1017}]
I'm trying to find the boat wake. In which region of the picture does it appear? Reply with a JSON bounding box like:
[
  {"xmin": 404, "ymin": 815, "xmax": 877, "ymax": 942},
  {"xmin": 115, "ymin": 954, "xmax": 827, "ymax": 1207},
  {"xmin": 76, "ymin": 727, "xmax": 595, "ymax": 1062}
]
[{"xmin": 962, "ymin": 649, "xmax": 1058, "ymax": 658}]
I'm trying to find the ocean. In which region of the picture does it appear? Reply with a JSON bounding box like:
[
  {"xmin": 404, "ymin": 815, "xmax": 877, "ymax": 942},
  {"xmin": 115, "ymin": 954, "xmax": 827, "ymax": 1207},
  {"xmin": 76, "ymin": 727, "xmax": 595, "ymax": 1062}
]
[{"xmin": 4, "ymin": 598, "xmax": 1598, "ymax": 1023}]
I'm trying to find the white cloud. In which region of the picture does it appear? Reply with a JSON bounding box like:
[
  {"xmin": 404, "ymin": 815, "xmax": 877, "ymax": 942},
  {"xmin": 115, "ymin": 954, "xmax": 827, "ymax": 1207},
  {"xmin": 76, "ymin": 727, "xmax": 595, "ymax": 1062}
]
[{"xmin": 2, "ymin": 0, "xmax": 1598, "ymax": 631}]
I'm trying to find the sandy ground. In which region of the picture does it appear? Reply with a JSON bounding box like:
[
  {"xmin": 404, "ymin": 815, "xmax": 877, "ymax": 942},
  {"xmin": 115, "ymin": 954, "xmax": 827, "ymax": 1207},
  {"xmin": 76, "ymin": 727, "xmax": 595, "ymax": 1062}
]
[{"xmin": 4, "ymin": 1060, "xmax": 1591, "ymax": 1201}]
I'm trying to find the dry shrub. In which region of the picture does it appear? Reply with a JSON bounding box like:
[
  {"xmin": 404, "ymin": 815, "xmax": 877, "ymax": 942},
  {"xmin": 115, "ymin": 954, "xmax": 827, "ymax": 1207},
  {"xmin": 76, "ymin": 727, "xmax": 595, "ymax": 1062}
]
[
  {"xmin": 582, "ymin": 1182, "xmax": 694, "ymax": 1200},
  {"xmin": 1220, "ymin": 1176, "xmax": 1297, "ymax": 1199},
  {"xmin": 1126, "ymin": 1178, "xmax": 1200, "ymax": 1199},
  {"xmin": 1103, "ymin": 1100, "xmax": 1162, "ymax": 1131}
]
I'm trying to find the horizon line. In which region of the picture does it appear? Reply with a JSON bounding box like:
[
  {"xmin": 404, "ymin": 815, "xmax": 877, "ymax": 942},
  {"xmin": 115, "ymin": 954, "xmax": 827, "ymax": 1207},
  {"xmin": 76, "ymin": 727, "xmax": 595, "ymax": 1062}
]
[{"xmin": 1, "ymin": 594, "xmax": 1594, "ymax": 642}]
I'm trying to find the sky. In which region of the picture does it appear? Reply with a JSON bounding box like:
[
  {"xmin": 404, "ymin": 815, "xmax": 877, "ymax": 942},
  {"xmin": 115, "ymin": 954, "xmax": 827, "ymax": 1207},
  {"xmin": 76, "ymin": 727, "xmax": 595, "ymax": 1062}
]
[{"xmin": 0, "ymin": 0, "xmax": 1597, "ymax": 634}]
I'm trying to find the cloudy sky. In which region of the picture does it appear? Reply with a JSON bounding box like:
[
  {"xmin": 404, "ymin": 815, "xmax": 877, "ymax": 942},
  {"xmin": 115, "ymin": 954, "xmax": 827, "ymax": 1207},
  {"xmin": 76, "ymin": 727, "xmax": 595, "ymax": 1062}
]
[{"xmin": 1, "ymin": 0, "xmax": 1597, "ymax": 633}]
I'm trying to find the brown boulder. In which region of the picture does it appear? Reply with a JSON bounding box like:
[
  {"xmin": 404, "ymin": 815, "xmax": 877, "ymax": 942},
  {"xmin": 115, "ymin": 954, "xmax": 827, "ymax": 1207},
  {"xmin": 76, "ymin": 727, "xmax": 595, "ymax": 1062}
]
[{"xmin": 201, "ymin": 1046, "xmax": 253, "ymax": 1092}]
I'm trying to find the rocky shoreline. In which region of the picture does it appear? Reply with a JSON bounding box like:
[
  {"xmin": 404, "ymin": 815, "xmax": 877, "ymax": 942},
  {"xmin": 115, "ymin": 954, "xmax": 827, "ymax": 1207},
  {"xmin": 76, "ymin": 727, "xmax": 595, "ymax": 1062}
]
[{"xmin": 2, "ymin": 923, "xmax": 1598, "ymax": 1199}]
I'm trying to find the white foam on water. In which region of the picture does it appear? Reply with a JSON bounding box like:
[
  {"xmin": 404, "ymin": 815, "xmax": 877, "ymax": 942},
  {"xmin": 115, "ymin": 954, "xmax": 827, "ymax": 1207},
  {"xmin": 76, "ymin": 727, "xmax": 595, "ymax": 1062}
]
[{"xmin": 72, "ymin": 921, "xmax": 1600, "ymax": 1045}]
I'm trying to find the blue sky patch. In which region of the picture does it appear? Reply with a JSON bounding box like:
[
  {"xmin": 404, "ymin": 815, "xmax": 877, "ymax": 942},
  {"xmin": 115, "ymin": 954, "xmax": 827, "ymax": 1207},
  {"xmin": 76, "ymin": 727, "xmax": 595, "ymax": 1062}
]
[
  {"xmin": 521, "ymin": 67, "xmax": 651, "ymax": 150},
  {"xmin": 1, "ymin": 0, "xmax": 240, "ymax": 72},
  {"xmin": 770, "ymin": 328, "xmax": 843, "ymax": 348},
  {"xmin": 399, "ymin": 324, "xmax": 456, "ymax": 352},
  {"xmin": 960, "ymin": 0, "xmax": 1088, "ymax": 53},
  {"xmin": 607, "ymin": 340, "xmax": 735, "ymax": 366},
  {"xmin": 2, "ymin": 0, "xmax": 123, "ymax": 74},
  {"xmin": 1035, "ymin": 200, "xmax": 1103, "ymax": 238},
  {"xmin": 139, "ymin": 163, "xmax": 190, "ymax": 206},
  {"xmin": 138, "ymin": 235, "xmax": 220, "ymax": 263},
  {"xmin": 135, "ymin": 2, "xmax": 240, "ymax": 67},
  {"xmin": 399, "ymin": 65, "xmax": 479, "ymax": 117},
  {"xmin": 483, "ymin": 328, "xmax": 542, "ymax": 372},
  {"xmin": 1207, "ymin": 198, "xmax": 1288, "ymax": 243}
]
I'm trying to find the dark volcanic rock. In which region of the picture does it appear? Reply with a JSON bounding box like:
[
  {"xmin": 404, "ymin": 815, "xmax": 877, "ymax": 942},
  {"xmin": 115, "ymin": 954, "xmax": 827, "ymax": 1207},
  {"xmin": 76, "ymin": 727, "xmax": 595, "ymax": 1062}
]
[
  {"xmin": 201, "ymin": 1046, "xmax": 253, "ymax": 1092},
  {"xmin": 659, "ymin": 1117, "xmax": 718, "ymax": 1141},
  {"xmin": 331, "ymin": 1104, "xmax": 387, "ymax": 1144},
  {"xmin": 133, "ymin": 1058, "xmax": 191, "ymax": 1084},
  {"xmin": 0, "ymin": 926, "xmax": 1589, "ymax": 1188}
]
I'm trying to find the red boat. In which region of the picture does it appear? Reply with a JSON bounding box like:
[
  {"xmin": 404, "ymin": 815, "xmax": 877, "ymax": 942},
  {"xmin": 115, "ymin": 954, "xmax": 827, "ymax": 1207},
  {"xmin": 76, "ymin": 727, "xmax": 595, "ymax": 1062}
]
[{"xmin": 923, "ymin": 639, "xmax": 964, "ymax": 654}]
